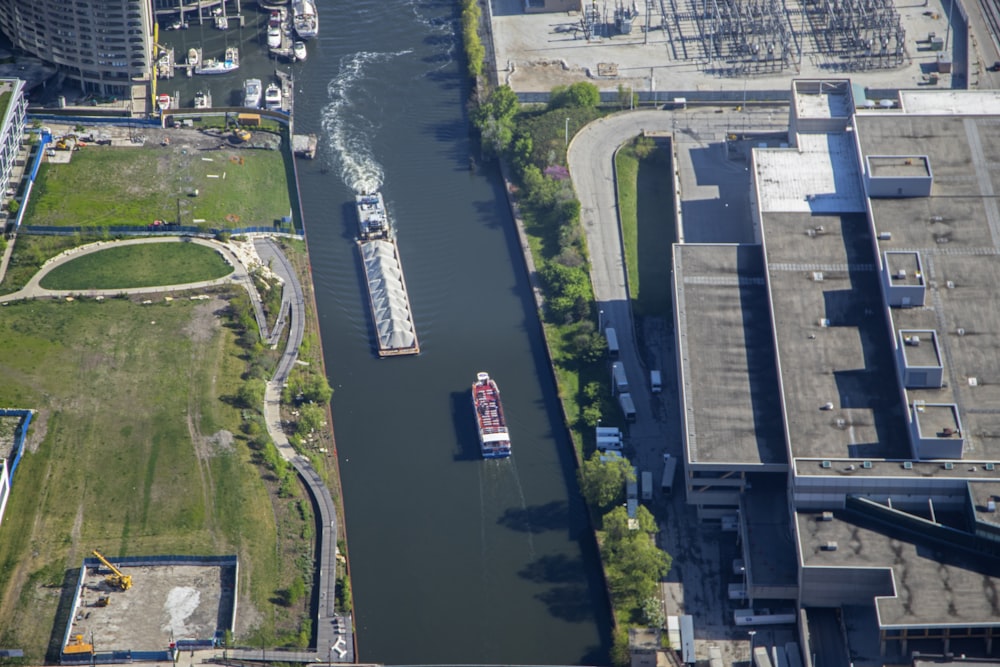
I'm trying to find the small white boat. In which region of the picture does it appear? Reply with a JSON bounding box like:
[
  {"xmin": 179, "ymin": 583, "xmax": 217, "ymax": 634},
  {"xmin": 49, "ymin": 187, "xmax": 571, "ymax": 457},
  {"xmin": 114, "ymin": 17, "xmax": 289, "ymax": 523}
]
[
  {"xmin": 157, "ymin": 93, "xmax": 171, "ymax": 111},
  {"xmin": 244, "ymin": 78, "xmax": 262, "ymax": 108},
  {"xmin": 167, "ymin": 20, "xmax": 189, "ymax": 30},
  {"xmin": 193, "ymin": 91, "xmax": 210, "ymax": 109},
  {"xmin": 293, "ymin": 41, "xmax": 307, "ymax": 61},
  {"xmin": 292, "ymin": 0, "xmax": 318, "ymax": 40},
  {"xmin": 187, "ymin": 48, "xmax": 199, "ymax": 67},
  {"xmin": 215, "ymin": 15, "xmax": 228, "ymax": 30},
  {"xmin": 267, "ymin": 25, "xmax": 282, "ymax": 49},
  {"xmin": 264, "ymin": 82, "xmax": 282, "ymax": 111}
]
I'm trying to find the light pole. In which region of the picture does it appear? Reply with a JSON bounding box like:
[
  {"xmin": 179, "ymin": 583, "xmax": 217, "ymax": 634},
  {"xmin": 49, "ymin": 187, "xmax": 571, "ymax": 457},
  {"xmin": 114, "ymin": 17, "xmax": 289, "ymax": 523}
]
[
  {"xmin": 599, "ymin": 309, "xmax": 604, "ymax": 331},
  {"xmin": 748, "ymin": 630, "xmax": 757, "ymax": 663},
  {"xmin": 565, "ymin": 117, "xmax": 570, "ymax": 147}
]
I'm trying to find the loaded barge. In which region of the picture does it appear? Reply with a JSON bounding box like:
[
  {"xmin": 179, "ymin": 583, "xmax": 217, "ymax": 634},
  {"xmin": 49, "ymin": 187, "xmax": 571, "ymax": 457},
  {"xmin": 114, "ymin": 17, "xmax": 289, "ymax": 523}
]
[{"xmin": 356, "ymin": 192, "xmax": 419, "ymax": 357}]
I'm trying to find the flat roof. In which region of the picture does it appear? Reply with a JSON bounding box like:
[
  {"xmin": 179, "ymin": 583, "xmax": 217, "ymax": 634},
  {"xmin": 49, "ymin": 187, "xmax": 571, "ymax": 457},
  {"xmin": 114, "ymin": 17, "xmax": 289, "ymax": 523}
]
[
  {"xmin": 69, "ymin": 559, "xmax": 235, "ymax": 652},
  {"xmin": 897, "ymin": 90, "xmax": 1000, "ymax": 115},
  {"xmin": 868, "ymin": 155, "xmax": 931, "ymax": 180},
  {"xmin": 899, "ymin": 330, "xmax": 941, "ymax": 369},
  {"xmin": 884, "ymin": 251, "xmax": 923, "ymax": 287},
  {"xmin": 794, "ymin": 456, "xmax": 1000, "ymax": 478},
  {"xmin": 674, "ymin": 244, "xmax": 786, "ymax": 466},
  {"xmin": 913, "ymin": 402, "xmax": 962, "ymax": 441},
  {"xmin": 760, "ymin": 211, "xmax": 910, "ymax": 461},
  {"xmin": 969, "ymin": 480, "xmax": 1000, "ymax": 527},
  {"xmin": 755, "ymin": 133, "xmax": 865, "ymax": 215},
  {"xmin": 797, "ymin": 510, "xmax": 1000, "ymax": 629},
  {"xmin": 859, "ymin": 114, "xmax": 1000, "ymax": 461},
  {"xmin": 744, "ymin": 484, "xmax": 798, "ymax": 589},
  {"xmin": 793, "ymin": 80, "xmax": 853, "ymax": 120}
]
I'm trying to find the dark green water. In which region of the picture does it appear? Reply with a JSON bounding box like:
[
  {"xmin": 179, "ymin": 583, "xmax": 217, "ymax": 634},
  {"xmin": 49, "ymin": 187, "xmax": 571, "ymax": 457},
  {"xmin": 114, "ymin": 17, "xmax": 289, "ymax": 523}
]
[{"xmin": 162, "ymin": 3, "xmax": 611, "ymax": 663}]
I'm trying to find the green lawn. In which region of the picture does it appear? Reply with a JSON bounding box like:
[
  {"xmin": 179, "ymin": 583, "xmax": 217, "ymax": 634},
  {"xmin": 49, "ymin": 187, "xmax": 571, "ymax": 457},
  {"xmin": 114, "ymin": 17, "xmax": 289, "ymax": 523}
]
[
  {"xmin": 0, "ymin": 297, "xmax": 284, "ymax": 660},
  {"xmin": 615, "ymin": 138, "xmax": 677, "ymax": 320},
  {"xmin": 39, "ymin": 242, "xmax": 233, "ymax": 290},
  {"xmin": 26, "ymin": 145, "xmax": 292, "ymax": 230}
]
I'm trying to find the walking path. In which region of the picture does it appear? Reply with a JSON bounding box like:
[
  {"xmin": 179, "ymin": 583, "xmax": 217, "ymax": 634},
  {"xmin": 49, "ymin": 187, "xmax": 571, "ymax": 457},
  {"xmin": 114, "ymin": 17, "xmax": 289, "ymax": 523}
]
[{"xmin": 0, "ymin": 234, "xmax": 353, "ymax": 663}]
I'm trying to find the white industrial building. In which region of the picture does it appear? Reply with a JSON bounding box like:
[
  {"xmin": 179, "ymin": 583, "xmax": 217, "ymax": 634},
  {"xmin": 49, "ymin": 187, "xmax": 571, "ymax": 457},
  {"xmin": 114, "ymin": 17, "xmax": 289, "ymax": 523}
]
[{"xmin": 674, "ymin": 80, "xmax": 1000, "ymax": 664}]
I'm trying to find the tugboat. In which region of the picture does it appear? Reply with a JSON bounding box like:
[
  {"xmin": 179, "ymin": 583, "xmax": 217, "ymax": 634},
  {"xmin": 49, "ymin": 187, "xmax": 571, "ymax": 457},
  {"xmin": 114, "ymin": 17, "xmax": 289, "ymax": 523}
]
[{"xmin": 472, "ymin": 372, "xmax": 512, "ymax": 459}]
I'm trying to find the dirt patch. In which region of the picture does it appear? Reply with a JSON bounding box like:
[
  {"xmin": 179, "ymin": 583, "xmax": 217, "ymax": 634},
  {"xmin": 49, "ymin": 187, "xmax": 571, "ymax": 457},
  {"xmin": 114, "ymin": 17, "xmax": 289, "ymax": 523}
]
[
  {"xmin": 182, "ymin": 297, "xmax": 225, "ymax": 344},
  {"xmin": 208, "ymin": 430, "xmax": 234, "ymax": 453},
  {"xmin": 25, "ymin": 409, "xmax": 48, "ymax": 454}
]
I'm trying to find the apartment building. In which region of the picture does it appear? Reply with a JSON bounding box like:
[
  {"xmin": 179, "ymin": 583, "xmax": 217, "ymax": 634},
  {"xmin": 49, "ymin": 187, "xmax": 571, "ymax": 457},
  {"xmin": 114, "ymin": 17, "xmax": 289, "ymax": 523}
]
[{"xmin": 0, "ymin": 0, "xmax": 153, "ymax": 96}]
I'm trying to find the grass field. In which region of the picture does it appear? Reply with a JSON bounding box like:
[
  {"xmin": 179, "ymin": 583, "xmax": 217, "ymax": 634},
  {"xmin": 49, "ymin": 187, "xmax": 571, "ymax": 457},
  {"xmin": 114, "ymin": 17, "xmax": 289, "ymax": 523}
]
[
  {"xmin": 615, "ymin": 138, "xmax": 677, "ymax": 320},
  {"xmin": 39, "ymin": 243, "xmax": 233, "ymax": 290},
  {"xmin": 27, "ymin": 145, "xmax": 292, "ymax": 230},
  {"xmin": 0, "ymin": 295, "xmax": 297, "ymax": 660}
]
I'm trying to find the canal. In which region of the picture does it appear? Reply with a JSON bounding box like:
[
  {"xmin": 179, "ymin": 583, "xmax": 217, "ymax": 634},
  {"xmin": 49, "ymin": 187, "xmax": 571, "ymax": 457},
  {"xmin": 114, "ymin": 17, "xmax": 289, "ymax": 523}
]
[{"xmin": 161, "ymin": 1, "xmax": 612, "ymax": 663}]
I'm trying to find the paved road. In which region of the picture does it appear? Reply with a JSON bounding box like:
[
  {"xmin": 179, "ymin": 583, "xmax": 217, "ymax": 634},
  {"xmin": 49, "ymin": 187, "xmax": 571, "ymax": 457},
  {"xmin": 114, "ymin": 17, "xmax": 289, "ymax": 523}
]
[{"xmin": 567, "ymin": 108, "xmax": 790, "ymax": 665}]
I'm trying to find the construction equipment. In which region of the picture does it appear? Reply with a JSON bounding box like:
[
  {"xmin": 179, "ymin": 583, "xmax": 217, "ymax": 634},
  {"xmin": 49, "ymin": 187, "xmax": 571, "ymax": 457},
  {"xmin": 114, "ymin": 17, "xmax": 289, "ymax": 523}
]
[
  {"xmin": 91, "ymin": 550, "xmax": 132, "ymax": 591},
  {"xmin": 94, "ymin": 596, "xmax": 110, "ymax": 607},
  {"xmin": 64, "ymin": 635, "xmax": 94, "ymax": 655}
]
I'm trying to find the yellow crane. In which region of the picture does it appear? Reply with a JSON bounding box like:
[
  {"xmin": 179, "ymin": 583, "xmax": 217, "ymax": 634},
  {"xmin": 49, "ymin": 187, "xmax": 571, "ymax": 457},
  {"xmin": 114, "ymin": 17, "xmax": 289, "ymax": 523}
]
[{"xmin": 92, "ymin": 550, "xmax": 132, "ymax": 591}]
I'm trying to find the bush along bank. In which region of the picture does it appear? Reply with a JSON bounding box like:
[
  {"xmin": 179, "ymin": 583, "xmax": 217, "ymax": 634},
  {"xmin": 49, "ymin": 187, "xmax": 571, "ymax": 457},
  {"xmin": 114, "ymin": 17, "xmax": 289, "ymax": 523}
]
[{"xmin": 471, "ymin": 82, "xmax": 674, "ymax": 664}]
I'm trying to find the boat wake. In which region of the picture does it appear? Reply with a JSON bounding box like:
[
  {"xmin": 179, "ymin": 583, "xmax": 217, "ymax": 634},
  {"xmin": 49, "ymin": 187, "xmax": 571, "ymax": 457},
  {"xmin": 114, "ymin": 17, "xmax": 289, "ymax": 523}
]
[
  {"xmin": 320, "ymin": 49, "xmax": 412, "ymax": 195},
  {"xmin": 479, "ymin": 456, "xmax": 537, "ymax": 563}
]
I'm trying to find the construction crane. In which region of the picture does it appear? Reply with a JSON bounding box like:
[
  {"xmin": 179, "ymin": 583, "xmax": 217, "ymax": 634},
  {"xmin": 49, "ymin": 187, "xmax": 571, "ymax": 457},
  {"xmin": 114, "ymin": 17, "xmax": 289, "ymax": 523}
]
[{"xmin": 91, "ymin": 550, "xmax": 132, "ymax": 591}]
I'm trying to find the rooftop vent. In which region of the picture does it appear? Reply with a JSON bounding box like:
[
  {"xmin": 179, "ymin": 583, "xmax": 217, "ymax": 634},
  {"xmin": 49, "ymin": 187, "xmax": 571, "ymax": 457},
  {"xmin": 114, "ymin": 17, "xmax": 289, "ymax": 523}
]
[
  {"xmin": 878, "ymin": 232, "xmax": 892, "ymax": 241},
  {"xmin": 986, "ymin": 463, "xmax": 996, "ymax": 471},
  {"xmin": 988, "ymin": 500, "xmax": 997, "ymax": 512},
  {"xmin": 941, "ymin": 427, "xmax": 957, "ymax": 437},
  {"xmin": 821, "ymin": 402, "xmax": 834, "ymax": 411},
  {"xmin": 902, "ymin": 461, "xmax": 913, "ymax": 470},
  {"xmin": 820, "ymin": 511, "xmax": 834, "ymax": 521},
  {"xmin": 957, "ymin": 327, "xmax": 966, "ymax": 336},
  {"xmin": 862, "ymin": 461, "xmax": 873, "ymax": 469},
  {"xmin": 821, "ymin": 541, "xmax": 839, "ymax": 551},
  {"xmin": 905, "ymin": 335, "xmax": 921, "ymax": 346},
  {"xmin": 969, "ymin": 377, "xmax": 979, "ymax": 387},
  {"xmin": 821, "ymin": 460, "xmax": 832, "ymax": 469},
  {"xmin": 946, "ymin": 280, "xmax": 955, "ymax": 289},
  {"xmin": 819, "ymin": 318, "xmax": 830, "ymax": 328},
  {"xmin": 895, "ymin": 269, "xmax": 907, "ymax": 280},
  {"xmin": 914, "ymin": 400, "xmax": 926, "ymax": 412},
  {"xmin": 943, "ymin": 461, "xmax": 955, "ymax": 470},
  {"xmin": 812, "ymin": 271, "xmax": 824, "ymax": 282}
]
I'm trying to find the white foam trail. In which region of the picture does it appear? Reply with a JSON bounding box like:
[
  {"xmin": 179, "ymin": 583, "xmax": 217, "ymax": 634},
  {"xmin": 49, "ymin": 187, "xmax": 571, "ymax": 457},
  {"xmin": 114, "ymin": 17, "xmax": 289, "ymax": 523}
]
[{"xmin": 319, "ymin": 50, "xmax": 412, "ymax": 194}]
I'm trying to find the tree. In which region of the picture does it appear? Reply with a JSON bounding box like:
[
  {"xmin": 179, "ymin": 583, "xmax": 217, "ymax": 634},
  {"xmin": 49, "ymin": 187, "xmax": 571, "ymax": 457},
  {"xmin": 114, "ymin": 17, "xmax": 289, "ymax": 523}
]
[
  {"xmin": 548, "ymin": 82, "xmax": 601, "ymax": 110},
  {"xmin": 579, "ymin": 451, "xmax": 633, "ymax": 510},
  {"xmin": 474, "ymin": 86, "xmax": 520, "ymax": 157},
  {"xmin": 296, "ymin": 401, "xmax": 326, "ymax": 437},
  {"xmin": 238, "ymin": 378, "xmax": 267, "ymax": 410}
]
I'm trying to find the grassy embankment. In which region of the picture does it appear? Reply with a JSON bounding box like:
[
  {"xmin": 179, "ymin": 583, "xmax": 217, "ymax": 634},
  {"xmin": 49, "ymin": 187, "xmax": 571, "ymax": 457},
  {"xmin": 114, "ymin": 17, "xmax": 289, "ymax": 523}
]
[
  {"xmin": 0, "ymin": 141, "xmax": 333, "ymax": 658},
  {"xmin": 26, "ymin": 145, "xmax": 291, "ymax": 231}
]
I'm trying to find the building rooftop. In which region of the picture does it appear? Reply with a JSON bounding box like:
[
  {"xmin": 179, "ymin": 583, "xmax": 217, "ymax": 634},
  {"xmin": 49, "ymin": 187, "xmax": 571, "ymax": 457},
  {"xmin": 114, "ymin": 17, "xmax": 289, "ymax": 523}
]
[
  {"xmin": 898, "ymin": 90, "xmax": 1000, "ymax": 115},
  {"xmin": 794, "ymin": 456, "xmax": 999, "ymax": 478},
  {"xmin": 744, "ymin": 483, "xmax": 798, "ymax": 589},
  {"xmin": 797, "ymin": 510, "xmax": 1000, "ymax": 629},
  {"xmin": 793, "ymin": 80, "xmax": 853, "ymax": 121},
  {"xmin": 867, "ymin": 155, "xmax": 931, "ymax": 180},
  {"xmin": 969, "ymin": 480, "xmax": 1000, "ymax": 527},
  {"xmin": 673, "ymin": 244, "xmax": 786, "ymax": 466},
  {"xmin": 754, "ymin": 133, "xmax": 865, "ymax": 215},
  {"xmin": 859, "ymin": 114, "xmax": 1000, "ymax": 461},
  {"xmin": 760, "ymin": 211, "xmax": 910, "ymax": 461}
]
